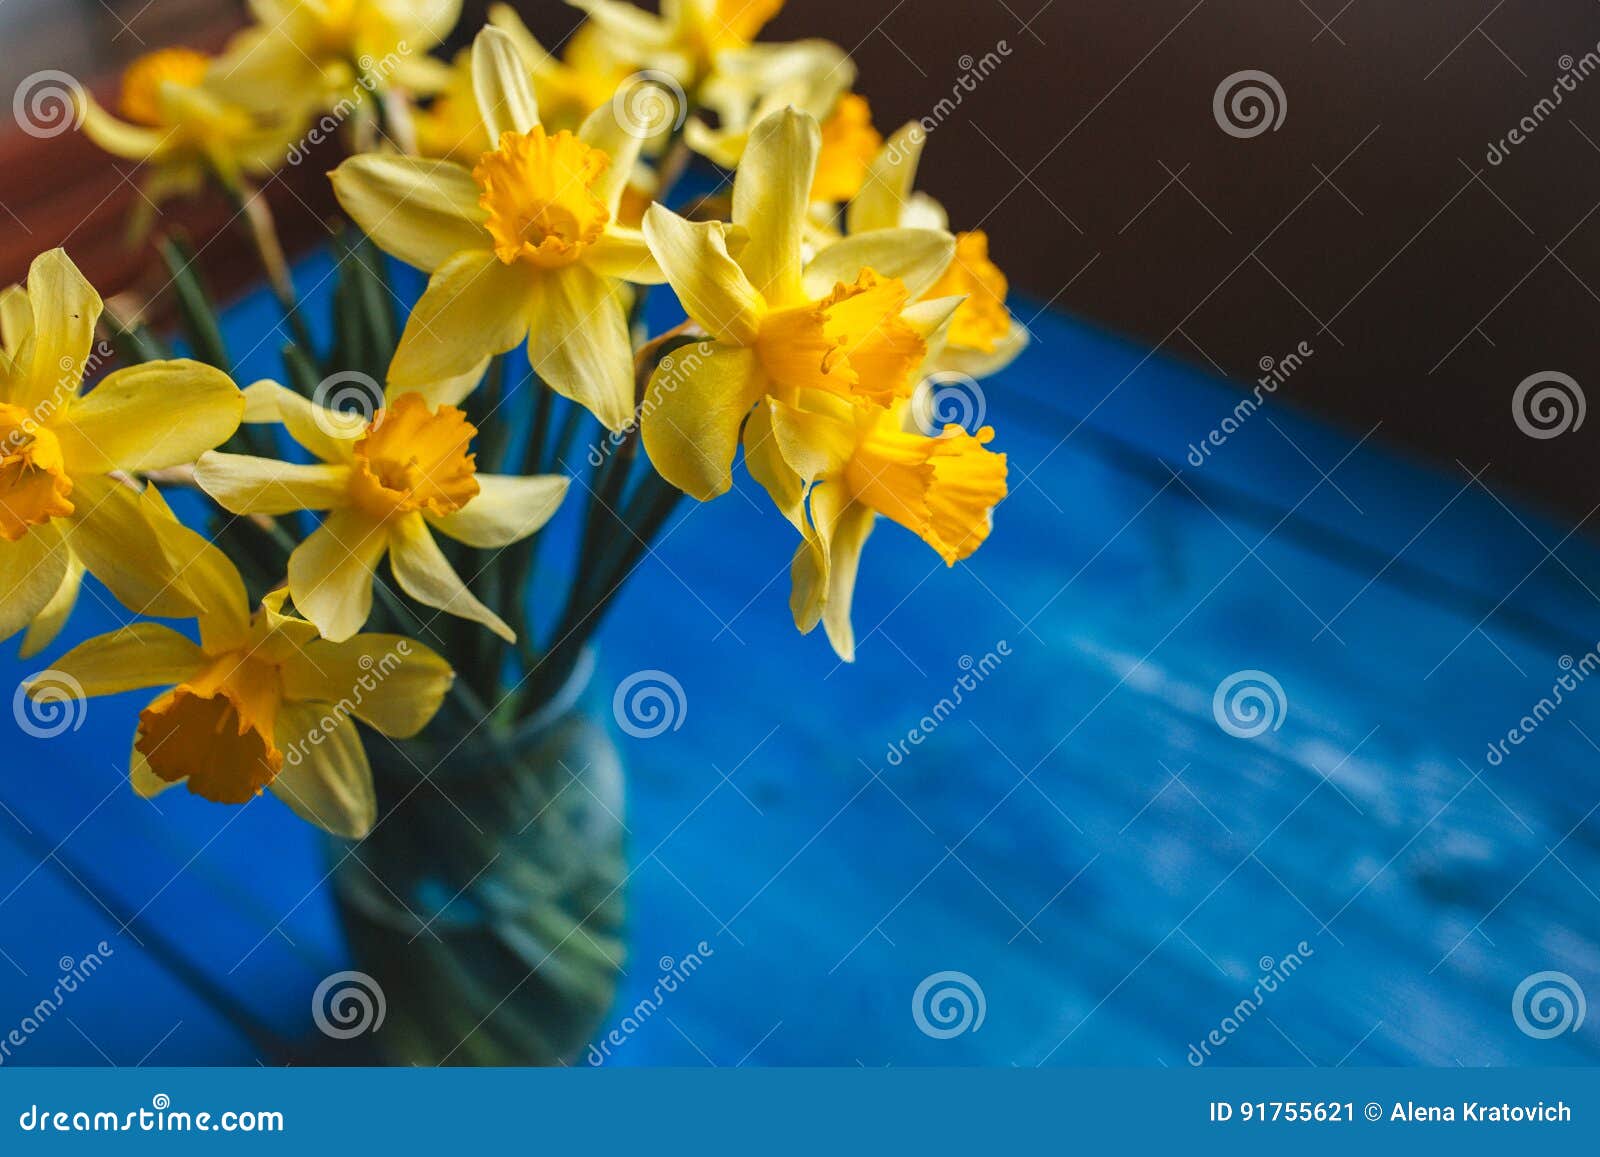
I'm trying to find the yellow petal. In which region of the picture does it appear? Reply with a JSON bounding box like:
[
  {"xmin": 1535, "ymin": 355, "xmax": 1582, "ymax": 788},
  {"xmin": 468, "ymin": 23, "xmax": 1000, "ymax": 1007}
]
[
  {"xmin": 18, "ymin": 249, "xmax": 101, "ymax": 412},
  {"xmin": 54, "ymin": 359, "xmax": 243, "ymax": 474},
  {"xmin": 742, "ymin": 399, "xmax": 808, "ymax": 538},
  {"xmin": 847, "ymin": 120, "xmax": 925, "ymax": 235},
  {"xmin": 794, "ymin": 480, "xmax": 875, "ymax": 662},
  {"xmin": 0, "ymin": 525, "xmax": 68, "ymax": 644},
  {"xmin": 0, "ymin": 284, "xmax": 34, "ymax": 362},
  {"xmin": 427, "ymin": 472, "xmax": 568, "ymax": 548},
  {"xmin": 472, "ymin": 25, "xmax": 541, "ymax": 139},
  {"xmin": 388, "ymin": 512, "xmax": 514, "ymax": 642},
  {"xmin": 577, "ymin": 98, "xmax": 648, "ymax": 214},
  {"xmin": 78, "ymin": 92, "xmax": 171, "ymax": 162},
  {"xmin": 931, "ymin": 319, "xmax": 1030, "ymax": 379},
  {"xmin": 389, "ymin": 359, "xmax": 492, "ymax": 410},
  {"xmin": 130, "ymin": 742, "xmax": 177, "ymax": 798},
  {"xmin": 18, "ymin": 552, "xmax": 83, "ymax": 658},
  {"xmin": 194, "ymin": 452, "xmax": 352, "ymax": 515},
  {"xmin": 279, "ymin": 634, "xmax": 454, "ymax": 738},
  {"xmin": 139, "ymin": 483, "xmax": 252, "ymax": 653},
  {"xmin": 732, "ymin": 108, "xmax": 819, "ymax": 307},
  {"xmin": 642, "ymin": 206, "xmax": 762, "ymax": 344},
  {"xmin": 526, "ymin": 264, "xmax": 635, "ymax": 431},
  {"xmin": 584, "ymin": 228, "xmax": 668, "ymax": 285},
  {"xmin": 804, "ymin": 228, "xmax": 954, "ymax": 301},
  {"xmin": 329, "ymin": 155, "xmax": 488, "ymax": 273},
  {"xmin": 40, "ymin": 622, "xmax": 205, "ymax": 696},
  {"xmin": 287, "ymin": 509, "xmax": 391, "ymax": 642},
  {"xmin": 59, "ymin": 475, "xmax": 198, "ymax": 620},
  {"xmin": 242, "ymin": 380, "xmax": 363, "ymax": 463},
  {"xmin": 390, "ymin": 250, "xmax": 535, "ymax": 389},
  {"xmin": 639, "ymin": 341, "xmax": 764, "ymax": 500},
  {"xmin": 270, "ymin": 702, "xmax": 376, "ymax": 839}
]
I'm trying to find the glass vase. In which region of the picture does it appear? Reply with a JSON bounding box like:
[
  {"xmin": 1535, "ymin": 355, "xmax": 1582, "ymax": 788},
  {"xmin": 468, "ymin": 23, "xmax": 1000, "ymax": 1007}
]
[{"xmin": 326, "ymin": 651, "xmax": 626, "ymax": 1066}]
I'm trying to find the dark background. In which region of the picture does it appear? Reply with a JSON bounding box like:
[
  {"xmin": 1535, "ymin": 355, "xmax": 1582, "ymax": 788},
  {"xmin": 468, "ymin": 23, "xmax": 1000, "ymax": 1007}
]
[{"xmin": 5, "ymin": 0, "xmax": 1600, "ymax": 522}]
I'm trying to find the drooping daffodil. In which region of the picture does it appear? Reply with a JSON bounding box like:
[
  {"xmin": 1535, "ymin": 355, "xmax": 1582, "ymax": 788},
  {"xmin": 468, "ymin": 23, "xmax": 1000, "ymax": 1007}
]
[
  {"xmin": 0, "ymin": 249, "xmax": 243, "ymax": 655},
  {"xmin": 212, "ymin": 0, "xmax": 460, "ymax": 113},
  {"xmin": 637, "ymin": 106, "xmax": 958, "ymax": 501},
  {"xmin": 330, "ymin": 26, "xmax": 666, "ymax": 431},
  {"xmin": 34, "ymin": 507, "xmax": 453, "ymax": 835},
  {"xmin": 75, "ymin": 48, "xmax": 306, "ymax": 233},
  {"xmin": 194, "ymin": 374, "xmax": 568, "ymax": 644},
  {"xmin": 847, "ymin": 121, "xmax": 1029, "ymax": 378},
  {"xmin": 567, "ymin": 0, "xmax": 786, "ymax": 89},
  {"xmin": 743, "ymin": 391, "xmax": 1007, "ymax": 662}
]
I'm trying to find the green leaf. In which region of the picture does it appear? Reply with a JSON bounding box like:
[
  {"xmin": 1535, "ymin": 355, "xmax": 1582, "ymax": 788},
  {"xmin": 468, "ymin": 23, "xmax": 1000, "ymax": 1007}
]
[{"xmin": 158, "ymin": 236, "xmax": 232, "ymax": 375}]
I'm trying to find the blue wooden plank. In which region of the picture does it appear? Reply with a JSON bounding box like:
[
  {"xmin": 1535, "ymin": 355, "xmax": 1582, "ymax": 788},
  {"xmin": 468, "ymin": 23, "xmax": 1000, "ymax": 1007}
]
[{"xmin": 1, "ymin": 247, "xmax": 1596, "ymax": 1068}]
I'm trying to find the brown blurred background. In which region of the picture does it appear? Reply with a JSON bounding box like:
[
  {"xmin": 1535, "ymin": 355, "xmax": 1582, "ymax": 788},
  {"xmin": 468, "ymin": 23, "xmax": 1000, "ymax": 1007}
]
[{"xmin": 3, "ymin": 0, "xmax": 1598, "ymax": 522}]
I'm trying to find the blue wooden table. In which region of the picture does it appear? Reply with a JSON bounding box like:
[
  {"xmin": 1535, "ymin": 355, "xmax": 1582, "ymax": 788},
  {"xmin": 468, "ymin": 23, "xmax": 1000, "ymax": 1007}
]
[{"xmin": 2, "ymin": 250, "xmax": 1598, "ymax": 1067}]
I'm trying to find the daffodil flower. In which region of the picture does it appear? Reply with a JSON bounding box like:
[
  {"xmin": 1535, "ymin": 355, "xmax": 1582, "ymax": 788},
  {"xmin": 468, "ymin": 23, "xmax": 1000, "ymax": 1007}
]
[
  {"xmin": 213, "ymin": 0, "xmax": 460, "ymax": 114},
  {"xmin": 744, "ymin": 392, "xmax": 1008, "ymax": 661},
  {"xmin": 638, "ymin": 107, "xmax": 957, "ymax": 500},
  {"xmin": 194, "ymin": 375, "xmax": 568, "ymax": 644},
  {"xmin": 568, "ymin": 0, "xmax": 786, "ymax": 88},
  {"xmin": 847, "ymin": 121, "xmax": 1029, "ymax": 378},
  {"xmin": 76, "ymin": 48, "xmax": 305, "ymax": 231},
  {"xmin": 331, "ymin": 27, "xmax": 666, "ymax": 431},
  {"xmin": 35, "ymin": 508, "xmax": 453, "ymax": 835},
  {"xmin": 0, "ymin": 249, "xmax": 243, "ymax": 655},
  {"xmin": 683, "ymin": 39, "xmax": 857, "ymax": 180},
  {"xmin": 488, "ymin": 3, "xmax": 635, "ymax": 131}
]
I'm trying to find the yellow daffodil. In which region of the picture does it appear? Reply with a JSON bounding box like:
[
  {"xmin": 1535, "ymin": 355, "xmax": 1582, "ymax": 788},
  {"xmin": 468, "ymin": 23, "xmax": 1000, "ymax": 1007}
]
[
  {"xmin": 330, "ymin": 27, "xmax": 665, "ymax": 431},
  {"xmin": 683, "ymin": 39, "xmax": 854, "ymax": 172},
  {"xmin": 76, "ymin": 48, "xmax": 305, "ymax": 230},
  {"xmin": 412, "ymin": 48, "xmax": 489, "ymax": 162},
  {"xmin": 213, "ymin": 0, "xmax": 460, "ymax": 113},
  {"xmin": 638, "ymin": 107, "xmax": 957, "ymax": 501},
  {"xmin": 0, "ymin": 249, "xmax": 243, "ymax": 655},
  {"xmin": 488, "ymin": 4, "xmax": 634, "ymax": 131},
  {"xmin": 194, "ymin": 375, "xmax": 568, "ymax": 644},
  {"xmin": 744, "ymin": 392, "xmax": 1008, "ymax": 661},
  {"xmin": 568, "ymin": 0, "xmax": 786, "ymax": 88},
  {"xmin": 36, "ymin": 510, "xmax": 453, "ymax": 835},
  {"xmin": 847, "ymin": 122, "xmax": 1029, "ymax": 378}
]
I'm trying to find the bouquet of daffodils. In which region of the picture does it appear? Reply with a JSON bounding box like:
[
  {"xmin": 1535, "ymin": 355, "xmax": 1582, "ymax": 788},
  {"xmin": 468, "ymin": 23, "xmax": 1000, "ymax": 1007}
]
[{"xmin": 10, "ymin": 0, "xmax": 1024, "ymax": 840}]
